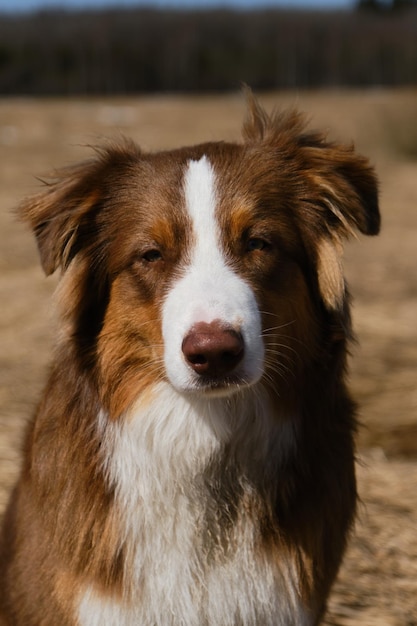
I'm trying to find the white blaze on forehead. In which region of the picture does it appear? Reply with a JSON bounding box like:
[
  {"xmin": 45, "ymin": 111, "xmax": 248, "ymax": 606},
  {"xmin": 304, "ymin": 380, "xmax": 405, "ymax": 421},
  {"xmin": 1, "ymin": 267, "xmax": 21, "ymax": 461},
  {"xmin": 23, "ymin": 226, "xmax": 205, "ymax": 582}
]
[
  {"xmin": 162, "ymin": 155, "xmax": 264, "ymax": 393},
  {"xmin": 183, "ymin": 155, "xmax": 218, "ymax": 264}
]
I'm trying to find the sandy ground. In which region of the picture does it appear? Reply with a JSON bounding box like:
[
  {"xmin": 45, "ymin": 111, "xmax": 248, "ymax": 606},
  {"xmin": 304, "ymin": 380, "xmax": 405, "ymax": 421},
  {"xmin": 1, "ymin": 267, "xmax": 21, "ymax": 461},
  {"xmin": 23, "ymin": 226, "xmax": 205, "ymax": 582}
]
[{"xmin": 0, "ymin": 90, "xmax": 416, "ymax": 623}]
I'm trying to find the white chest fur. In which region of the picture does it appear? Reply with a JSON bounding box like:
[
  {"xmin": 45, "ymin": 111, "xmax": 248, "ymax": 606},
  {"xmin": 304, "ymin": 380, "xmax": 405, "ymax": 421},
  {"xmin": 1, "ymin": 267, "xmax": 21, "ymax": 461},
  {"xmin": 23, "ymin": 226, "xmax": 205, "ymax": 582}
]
[{"xmin": 77, "ymin": 383, "xmax": 311, "ymax": 626}]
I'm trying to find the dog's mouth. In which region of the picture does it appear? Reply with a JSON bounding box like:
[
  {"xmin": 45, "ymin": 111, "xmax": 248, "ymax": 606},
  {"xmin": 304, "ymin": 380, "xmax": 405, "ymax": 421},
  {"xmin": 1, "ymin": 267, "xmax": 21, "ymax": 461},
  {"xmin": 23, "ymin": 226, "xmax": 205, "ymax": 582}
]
[{"xmin": 189, "ymin": 372, "xmax": 250, "ymax": 397}]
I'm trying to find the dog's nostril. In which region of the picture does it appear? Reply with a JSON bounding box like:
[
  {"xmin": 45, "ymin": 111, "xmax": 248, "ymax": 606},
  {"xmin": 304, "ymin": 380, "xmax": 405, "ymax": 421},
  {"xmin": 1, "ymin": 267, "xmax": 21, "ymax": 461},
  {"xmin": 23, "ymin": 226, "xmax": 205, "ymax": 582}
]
[
  {"xmin": 182, "ymin": 321, "xmax": 244, "ymax": 377},
  {"xmin": 188, "ymin": 354, "xmax": 208, "ymax": 366}
]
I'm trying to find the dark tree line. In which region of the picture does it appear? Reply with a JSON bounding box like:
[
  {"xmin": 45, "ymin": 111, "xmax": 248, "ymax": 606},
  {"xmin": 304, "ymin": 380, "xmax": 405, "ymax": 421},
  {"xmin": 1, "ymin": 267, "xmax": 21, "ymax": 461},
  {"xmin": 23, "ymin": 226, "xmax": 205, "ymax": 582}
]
[
  {"xmin": 357, "ymin": 0, "xmax": 417, "ymax": 11},
  {"xmin": 0, "ymin": 6, "xmax": 416, "ymax": 95}
]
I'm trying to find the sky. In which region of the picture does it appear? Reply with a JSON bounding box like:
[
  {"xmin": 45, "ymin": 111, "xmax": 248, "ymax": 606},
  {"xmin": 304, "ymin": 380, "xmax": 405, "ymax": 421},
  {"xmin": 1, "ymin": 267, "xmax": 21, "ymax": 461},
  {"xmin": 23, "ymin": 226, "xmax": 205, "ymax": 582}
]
[{"xmin": 0, "ymin": 0, "xmax": 354, "ymax": 13}]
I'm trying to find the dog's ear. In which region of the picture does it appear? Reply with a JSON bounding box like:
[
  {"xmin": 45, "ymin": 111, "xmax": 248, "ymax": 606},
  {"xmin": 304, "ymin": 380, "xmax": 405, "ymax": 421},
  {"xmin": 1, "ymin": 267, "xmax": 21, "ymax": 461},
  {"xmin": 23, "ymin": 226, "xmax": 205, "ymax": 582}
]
[
  {"xmin": 18, "ymin": 141, "xmax": 140, "ymax": 276},
  {"xmin": 305, "ymin": 142, "xmax": 380, "ymax": 239},
  {"xmin": 242, "ymin": 91, "xmax": 380, "ymax": 311},
  {"xmin": 242, "ymin": 86, "xmax": 306, "ymax": 144},
  {"xmin": 19, "ymin": 164, "xmax": 101, "ymax": 276},
  {"xmin": 305, "ymin": 143, "xmax": 380, "ymax": 311}
]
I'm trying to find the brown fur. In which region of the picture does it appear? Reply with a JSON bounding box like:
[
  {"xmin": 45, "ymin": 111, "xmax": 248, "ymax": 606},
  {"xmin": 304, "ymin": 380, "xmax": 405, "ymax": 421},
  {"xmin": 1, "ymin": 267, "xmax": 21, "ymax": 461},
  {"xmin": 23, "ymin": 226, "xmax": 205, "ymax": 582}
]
[{"xmin": 0, "ymin": 94, "xmax": 379, "ymax": 625}]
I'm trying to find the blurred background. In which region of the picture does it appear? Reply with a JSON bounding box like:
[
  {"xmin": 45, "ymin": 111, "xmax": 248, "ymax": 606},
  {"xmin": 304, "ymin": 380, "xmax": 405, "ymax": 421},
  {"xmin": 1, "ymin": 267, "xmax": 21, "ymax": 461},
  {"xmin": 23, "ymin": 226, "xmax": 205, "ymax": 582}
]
[
  {"xmin": 0, "ymin": 0, "xmax": 416, "ymax": 94},
  {"xmin": 0, "ymin": 0, "xmax": 416, "ymax": 624}
]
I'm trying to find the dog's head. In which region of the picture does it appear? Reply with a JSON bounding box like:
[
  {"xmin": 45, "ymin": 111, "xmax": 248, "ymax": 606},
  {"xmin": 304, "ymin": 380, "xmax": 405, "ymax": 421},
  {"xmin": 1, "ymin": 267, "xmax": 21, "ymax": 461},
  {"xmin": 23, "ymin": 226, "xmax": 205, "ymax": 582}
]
[{"xmin": 20, "ymin": 95, "xmax": 379, "ymax": 416}]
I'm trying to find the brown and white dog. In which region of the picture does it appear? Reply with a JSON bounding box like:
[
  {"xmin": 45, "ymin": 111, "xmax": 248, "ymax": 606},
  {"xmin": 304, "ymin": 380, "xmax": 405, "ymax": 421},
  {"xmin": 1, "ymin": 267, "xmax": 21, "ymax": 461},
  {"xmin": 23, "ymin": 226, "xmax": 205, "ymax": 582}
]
[{"xmin": 0, "ymin": 95, "xmax": 379, "ymax": 625}]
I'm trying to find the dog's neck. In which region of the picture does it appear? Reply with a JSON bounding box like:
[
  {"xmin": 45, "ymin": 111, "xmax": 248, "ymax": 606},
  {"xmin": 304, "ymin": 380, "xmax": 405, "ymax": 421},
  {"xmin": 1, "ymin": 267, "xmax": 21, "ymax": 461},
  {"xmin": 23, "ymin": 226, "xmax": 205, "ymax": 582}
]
[{"xmin": 100, "ymin": 381, "xmax": 298, "ymax": 496}]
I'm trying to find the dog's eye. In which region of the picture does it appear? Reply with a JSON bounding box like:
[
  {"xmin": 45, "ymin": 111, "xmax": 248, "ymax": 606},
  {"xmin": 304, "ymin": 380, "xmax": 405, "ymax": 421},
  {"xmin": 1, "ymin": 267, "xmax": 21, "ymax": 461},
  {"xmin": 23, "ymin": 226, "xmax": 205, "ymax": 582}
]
[
  {"xmin": 246, "ymin": 238, "xmax": 270, "ymax": 252},
  {"xmin": 142, "ymin": 249, "xmax": 163, "ymax": 263}
]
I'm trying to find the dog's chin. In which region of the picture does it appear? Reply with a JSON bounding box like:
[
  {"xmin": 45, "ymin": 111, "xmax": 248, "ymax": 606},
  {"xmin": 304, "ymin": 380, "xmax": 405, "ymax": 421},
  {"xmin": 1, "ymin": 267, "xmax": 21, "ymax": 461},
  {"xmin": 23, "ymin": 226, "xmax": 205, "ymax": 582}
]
[{"xmin": 172, "ymin": 373, "xmax": 256, "ymax": 399}]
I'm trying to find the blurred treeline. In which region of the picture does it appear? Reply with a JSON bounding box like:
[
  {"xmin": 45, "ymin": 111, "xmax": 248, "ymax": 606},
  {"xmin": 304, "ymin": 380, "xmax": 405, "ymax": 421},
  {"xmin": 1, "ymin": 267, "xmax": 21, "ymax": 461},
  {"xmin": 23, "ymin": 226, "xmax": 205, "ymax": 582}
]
[{"xmin": 0, "ymin": 4, "xmax": 416, "ymax": 95}]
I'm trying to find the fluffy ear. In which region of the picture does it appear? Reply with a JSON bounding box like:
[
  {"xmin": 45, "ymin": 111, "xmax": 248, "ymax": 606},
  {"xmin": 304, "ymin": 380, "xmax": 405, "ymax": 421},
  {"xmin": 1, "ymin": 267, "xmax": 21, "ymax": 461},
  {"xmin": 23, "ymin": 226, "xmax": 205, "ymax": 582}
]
[
  {"xmin": 243, "ymin": 90, "xmax": 379, "ymax": 236},
  {"xmin": 19, "ymin": 165, "xmax": 100, "ymax": 276},
  {"xmin": 18, "ymin": 141, "xmax": 140, "ymax": 276},
  {"xmin": 306, "ymin": 143, "xmax": 380, "ymax": 239},
  {"xmin": 242, "ymin": 86, "xmax": 305, "ymax": 144},
  {"xmin": 306, "ymin": 143, "xmax": 380, "ymax": 311},
  {"xmin": 242, "ymin": 91, "xmax": 380, "ymax": 311}
]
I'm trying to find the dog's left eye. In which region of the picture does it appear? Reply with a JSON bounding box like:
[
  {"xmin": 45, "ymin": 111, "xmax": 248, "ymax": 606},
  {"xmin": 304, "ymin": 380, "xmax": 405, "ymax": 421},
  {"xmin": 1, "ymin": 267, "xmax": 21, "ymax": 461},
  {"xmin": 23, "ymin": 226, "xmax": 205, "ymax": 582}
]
[
  {"xmin": 246, "ymin": 238, "xmax": 270, "ymax": 252},
  {"xmin": 142, "ymin": 249, "xmax": 163, "ymax": 263}
]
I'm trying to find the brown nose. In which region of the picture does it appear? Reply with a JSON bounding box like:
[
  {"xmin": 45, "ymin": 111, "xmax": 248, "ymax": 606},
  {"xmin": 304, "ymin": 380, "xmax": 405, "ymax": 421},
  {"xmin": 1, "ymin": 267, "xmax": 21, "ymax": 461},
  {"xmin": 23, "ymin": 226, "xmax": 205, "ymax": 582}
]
[{"xmin": 181, "ymin": 321, "xmax": 244, "ymax": 377}]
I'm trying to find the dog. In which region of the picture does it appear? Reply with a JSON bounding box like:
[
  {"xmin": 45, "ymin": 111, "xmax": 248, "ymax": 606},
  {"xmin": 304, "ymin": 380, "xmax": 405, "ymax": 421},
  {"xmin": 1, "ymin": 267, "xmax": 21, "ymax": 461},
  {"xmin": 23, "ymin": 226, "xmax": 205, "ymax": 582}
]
[{"xmin": 0, "ymin": 94, "xmax": 379, "ymax": 625}]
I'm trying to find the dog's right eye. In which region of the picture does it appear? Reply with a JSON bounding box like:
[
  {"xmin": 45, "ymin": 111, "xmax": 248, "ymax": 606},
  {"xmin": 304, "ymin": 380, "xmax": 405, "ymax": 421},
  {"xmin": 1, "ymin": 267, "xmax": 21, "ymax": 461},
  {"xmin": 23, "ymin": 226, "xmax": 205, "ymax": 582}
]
[
  {"xmin": 246, "ymin": 237, "xmax": 270, "ymax": 252},
  {"xmin": 142, "ymin": 249, "xmax": 163, "ymax": 263}
]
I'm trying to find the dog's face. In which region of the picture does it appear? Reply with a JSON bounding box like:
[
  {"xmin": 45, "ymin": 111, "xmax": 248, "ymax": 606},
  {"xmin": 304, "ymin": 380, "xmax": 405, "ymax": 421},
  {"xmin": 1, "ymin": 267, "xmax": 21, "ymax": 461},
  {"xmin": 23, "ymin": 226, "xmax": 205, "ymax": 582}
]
[{"xmin": 20, "ymin": 98, "xmax": 379, "ymax": 416}]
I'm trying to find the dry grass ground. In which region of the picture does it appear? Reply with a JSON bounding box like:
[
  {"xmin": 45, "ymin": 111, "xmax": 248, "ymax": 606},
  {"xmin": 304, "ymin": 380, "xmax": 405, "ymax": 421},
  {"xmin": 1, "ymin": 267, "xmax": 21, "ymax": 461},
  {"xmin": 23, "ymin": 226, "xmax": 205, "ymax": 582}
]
[{"xmin": 0, "ymin": 90, "xmax": 416, "ymax": 624}]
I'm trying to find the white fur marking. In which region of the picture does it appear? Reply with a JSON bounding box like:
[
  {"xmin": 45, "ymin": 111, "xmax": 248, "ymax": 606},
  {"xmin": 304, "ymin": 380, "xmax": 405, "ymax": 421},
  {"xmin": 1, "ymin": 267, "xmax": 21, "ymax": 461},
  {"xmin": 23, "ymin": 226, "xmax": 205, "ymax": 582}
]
[
  {"xmin": 78, "ymin": 384, "xmax": 311, "ymax": 625},
  {"xmin": 162, "ymin": 156, "xmax": 264, "ymax": 394}
]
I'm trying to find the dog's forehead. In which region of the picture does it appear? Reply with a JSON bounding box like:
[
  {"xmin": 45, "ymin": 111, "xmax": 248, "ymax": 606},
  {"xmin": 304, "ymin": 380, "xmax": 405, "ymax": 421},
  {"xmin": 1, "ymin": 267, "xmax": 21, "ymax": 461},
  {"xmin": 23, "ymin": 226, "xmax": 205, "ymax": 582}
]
[
  {"xmin": 178, "ymin": 148, "xmax": 297, "ymax": 235},
  {"xmin": 144, "ymin": 140, "xmax": 277, "ymax": 199},
  {"xmin": 112, "ymin": 141, "xmax": 295, "ymax": 242}
]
